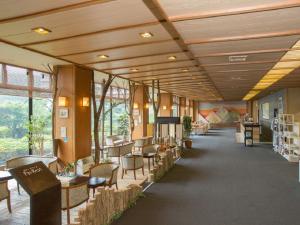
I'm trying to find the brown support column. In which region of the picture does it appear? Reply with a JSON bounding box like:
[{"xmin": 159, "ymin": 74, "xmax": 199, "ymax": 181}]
[
  {"xmin": 159, "ymin": 93, "xmax": 173, "ymax": 117},
  {"xmin": 193, "ymin": 100, "xmax": 199, "ymax": 121},
  {"xmin": 179, "ymin": 97, "xmax": 186, "ymax": 118},
  {"xmin": 132, "ymin": 85, "xmax": 149, "ymax": 139},
  {"xmin": 54, "ymin": 65, "xmax": 92, "ymax": 163}
]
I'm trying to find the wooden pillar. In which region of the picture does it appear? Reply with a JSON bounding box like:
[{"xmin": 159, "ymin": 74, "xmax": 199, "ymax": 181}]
[
  {"xmin": 193, "ymin": 100, "xmax": 199, "ymax": 121},
  {"xmin": 159, "ymin": 93, "xmax": 173, "ymax": 117},
  {"xmin": 54, "ymin": 65, "xmax": 92, "ymax": 163},
  {"xmin": 132, "ymin": 85, "xmax": 149, "ymax": 139},
  {"xmin": 179, "ymin": 97, "xmax": 186, "ymax": 117}
]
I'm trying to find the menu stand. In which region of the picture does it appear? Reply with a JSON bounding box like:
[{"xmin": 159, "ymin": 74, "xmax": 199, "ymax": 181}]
[{"xmin": 10, "ymin": 161, "xmax": 61, "ymax": 225}]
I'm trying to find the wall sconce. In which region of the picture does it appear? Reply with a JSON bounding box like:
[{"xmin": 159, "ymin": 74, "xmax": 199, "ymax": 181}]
[
  {"xmin": 58, "ymin": 96, "xmax": 68, "ymax": 107},
  {"xmin": 162, "ymin": 105, "xmax": 167, "ymax": 110},
  {"xmin": 145, "ymin": 103, "xmax": 150, "ymax": 109},
  {"xmin": 133, "ymin": 103, "xmax": 139, "ymax": 109},
  {"xmin": 82, "ymin": 97, "xmax": 89, "ymax": 107}
]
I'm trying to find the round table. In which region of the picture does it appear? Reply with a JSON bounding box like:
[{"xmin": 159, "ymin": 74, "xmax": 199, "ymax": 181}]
[
  {"xmin": 0, "ymin": 171, "xmax": 13, "ymax": 182},
  {"xmin": 88, "ymin": 177, "xmax": 106, "ymax": 197}
]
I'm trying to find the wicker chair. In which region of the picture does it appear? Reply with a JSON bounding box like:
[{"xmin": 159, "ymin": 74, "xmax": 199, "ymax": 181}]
[
  {"xmin": 121, "ymin": 154, "xmax": 144, "ymax": 180},
  {"xmin": 0, "ymin": 180, "xmax": 11, "ymax": 213},
  {"xmin": 89, "ymin": 163, "xmax": 119, "ymax": 189},
  {"xmin": 61, "ymin": 183, "xmax": 89, "ymax": 224}
]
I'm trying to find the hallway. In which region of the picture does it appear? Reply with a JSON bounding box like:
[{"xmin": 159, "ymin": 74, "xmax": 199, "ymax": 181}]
[{"xmin": 113, "ymin": 129, "xmax": 300, "ymax": 225}]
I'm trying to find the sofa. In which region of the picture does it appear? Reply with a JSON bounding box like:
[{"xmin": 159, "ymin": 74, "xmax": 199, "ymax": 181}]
[
  {"xmin": 105, "ymin": 135, "xmax": 128, "ymax": 146},
  {"xmin": 76, "ymin": 156, "xmax": 95, "ymax": 175}
]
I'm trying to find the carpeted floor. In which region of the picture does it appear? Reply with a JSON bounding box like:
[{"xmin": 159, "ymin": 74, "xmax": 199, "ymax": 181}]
[{"xmin": 112, "ymin": 128, "xmax": 300, "ymax": 225}]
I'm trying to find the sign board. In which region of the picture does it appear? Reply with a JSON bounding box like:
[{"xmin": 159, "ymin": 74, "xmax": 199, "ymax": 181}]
[{"xmin": 10, "ymin": 161, "xmax": 60, "ymax": 196}]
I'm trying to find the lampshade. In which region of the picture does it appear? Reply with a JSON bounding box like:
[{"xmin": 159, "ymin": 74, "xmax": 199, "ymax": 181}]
[
  {"xmin": 82, "ymin": 97, "xmax": 89, "ymax": 107},
  {"xmin": 58, "ymin": 97, "xmax": 67, "ymax": 107},
  {"xmin": 133, "ymin": 103, "xmax": 139, "ymax": 109}
]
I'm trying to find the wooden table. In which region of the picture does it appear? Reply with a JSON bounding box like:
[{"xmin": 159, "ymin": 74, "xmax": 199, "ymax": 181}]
[
  {"xmin": 88, "ymin": 177, "xmax": 106, "ymax": 197},
  {"xmin": 0, "ymin": 171, "xmax": 13, "ymax": 182}
]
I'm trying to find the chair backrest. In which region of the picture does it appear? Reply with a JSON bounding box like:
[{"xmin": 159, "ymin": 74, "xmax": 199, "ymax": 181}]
[
  {"xmin": 120, "ymin": 142, "xmax": 134, "ymax": 156},
  {"xmin": 107, "ymin": 146, "xmax": 121, "ymax": 157},
  {"xmin": 61, "ymin": 183, "xmax": 88, "ymax": 210},
  {"xmin": 143, "ymin": 144, "xmax": 159, "ymax": 154},
  {"xmin": 0, "ymin": 181, "xmax": 9, "ymax": 200},
  {"xmin": 121, "ymin": 155, "xmax": 144, "ymax": 170},
  {"xmin": 89, "ymin": 163, "xmax": 118, "ymax": 179},
  {"xmin": 76, "ymin": 156, "xmax": 94, "ymax": 175}
]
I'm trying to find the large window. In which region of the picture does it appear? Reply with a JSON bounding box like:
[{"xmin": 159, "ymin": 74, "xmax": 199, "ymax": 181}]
[
  {"xmin": 0, "ymin": 95, "xmax": 28, "ymax": 164},
  {"xmin": 0, "ymin": 64, "xmax": 52, "ymax": 164},
  {"xmin": 172, "ymin": 96, "xmax": 179, "ymax": 117}
]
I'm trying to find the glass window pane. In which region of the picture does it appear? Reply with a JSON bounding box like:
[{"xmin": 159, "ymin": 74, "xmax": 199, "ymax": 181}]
[
  {"xmin": 0, "ymin": 95, "xmax": 28, "ymax": 165},
  {"xmin": 95, "ymin": 83, "xmax": 102, "ymax": 96},
  {"xmin": 32, "ymin": 98, "xmax": 53, "ymax": 156},
  {"xmin": 7, "ymin": 65, "xmax": 28, "ymax": 86},
  {"xmin": 112, "ymin": 87, "xmax": 118, "ymax": 98},
  {"xmin": 33, "ymin": 71, "xmax": 51, "ymax": 89},
  {"xmin": 119, "ymin": 89, "xmax": 125, "ymax": 99},
  {"xmin": 104, "ymin": 99, "xmax": 111, "ymax": 138}
]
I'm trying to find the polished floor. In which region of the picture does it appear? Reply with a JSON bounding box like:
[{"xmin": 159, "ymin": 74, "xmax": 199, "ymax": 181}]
[{"xmin": 113, "ymin": 129, "xmax": 300, "ymax": 225}]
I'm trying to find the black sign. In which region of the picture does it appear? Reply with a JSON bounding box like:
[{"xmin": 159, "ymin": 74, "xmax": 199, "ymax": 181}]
[{"xmin": 10, "ymin": 161, "xmax": 60, "ymax": 195}]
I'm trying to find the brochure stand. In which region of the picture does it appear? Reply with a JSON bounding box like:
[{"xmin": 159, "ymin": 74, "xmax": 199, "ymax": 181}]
[{"xmin": 10, "ymin": 161, "xmax": 61, "ymax": 225}]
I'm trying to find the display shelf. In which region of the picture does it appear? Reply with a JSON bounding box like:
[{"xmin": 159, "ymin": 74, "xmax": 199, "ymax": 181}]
[{"xmin": 272, "ymin": 114, "xmax": 300, "ymax": 162}]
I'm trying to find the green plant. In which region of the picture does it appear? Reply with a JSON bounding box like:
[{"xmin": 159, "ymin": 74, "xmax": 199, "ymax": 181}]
[
  {"xmin": 26, "ymin": 116, "xmax": 47, "ymax": 155},
  {"xmin": 117, "ymin": 113, "xmax": 129, "ymax": 136},
  {"xmin": 64, "ymin": 163, "xmax": 75, "ymax": 174},
  {"xmin": 183, "ymin": 115, "xmax": 192, "ymax": 139}
]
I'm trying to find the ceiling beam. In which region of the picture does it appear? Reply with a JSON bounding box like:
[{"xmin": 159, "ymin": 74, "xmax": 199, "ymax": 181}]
[
  {"xmin": 169, "ymin": 2, "xmax": 300, "ymax": 22},
  {"xmin": 133, "ymin": 74, "xmax": 204, "ymax": 81},
  {"xmin": 0, "ymin": 0, "xmax": 114, "ymax": 24},
  {"xmin": 96, "ymin": 59, "xmax": 193, "ymax": 70},
  {"xmin": 83, "ymin": 51, "xmax": 183, "ymax": 65},
  {"xmin": 58, "ymin": 39, "xmax": 173, "ymax": 57},
  {"xmin": 186, "ymin": 29, "xmax": 300, "ymax": 45},
  {"xmin": 116, "ymin": 65, "xmax": 199, "ymax": 76}
]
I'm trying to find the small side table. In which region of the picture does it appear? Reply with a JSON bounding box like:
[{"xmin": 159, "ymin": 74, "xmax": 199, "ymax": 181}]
[
  {"xmin": 143, "ymin": 153, "xmax": 156, "ymax": 172},
  {"xmin": 88, "ymin": 177, "xmax": 106, "ymax": 197}
]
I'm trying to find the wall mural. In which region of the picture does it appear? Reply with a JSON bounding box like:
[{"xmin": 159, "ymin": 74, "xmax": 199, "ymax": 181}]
[{"xmin": 198, "ymin": 101, "xmax": 246, "ymax": 124}]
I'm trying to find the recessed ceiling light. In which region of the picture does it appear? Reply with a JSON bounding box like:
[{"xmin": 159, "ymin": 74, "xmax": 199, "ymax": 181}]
[
  {"xmin": 168, "ymin": 56, "xmax": 177, "ymax": 60},
  {"xmin": 229, "ymin": 55, "xmax": 248, "ymax": 62},
  {"xmin": 182, "ymin": 68, "xmax": 189, "ymax": 72},
  {"xmin": 131, "ymin": 68, "xmax": 139, "ymax": 72},
  {"xmin": 140, "ymin": 32, "xmax": 153, "ymax": 38},
  {"xmin": 98, "ymin": 54, "xmax": 109, "ymax": 59},
  {"xmin": 32, "ymin": 27, "xmax": 51, "ymax": 35}
]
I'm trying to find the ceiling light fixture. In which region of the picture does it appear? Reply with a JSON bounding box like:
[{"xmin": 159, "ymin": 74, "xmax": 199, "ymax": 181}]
[
  {"xmin": 32, "ymin": 27, "xmax": 51, "ymax": 35},
  {"xmin": 140, "ymin": 32, "xmax": 153, "ymax": 38},
  {"xmin": 182, "ymin": 68, "xmax": 189, "ymax": 72},
  {"xmin": 168, "ymin": 56, "xmax": 177, "ymax": 60},
  {"xmin": 98, "ymin": 54, "xmax": 109, "ymax": 59},
  {"xmin": 131, "ymin": 68, "xmax": 139, "ymax": 72}
]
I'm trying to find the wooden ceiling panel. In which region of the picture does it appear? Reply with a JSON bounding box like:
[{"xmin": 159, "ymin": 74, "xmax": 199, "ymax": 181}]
[
  {"xmin": 129, "ymin": 72, "xmax": 203, "ymax": 81},
  {"xmin": 204, "ymin": 62, "xmax": 275, "ymax": 73},
  {"xmin": 24, "ymin": 24, "xmax": 171, "ymax": 56},
  {"xmin": 100, "ymin": 60, "xmax": 197, "ymax": 75},
  {"xmin": 0, "ymin": 0, "xmax": 86, "ymax": 20},
  {"xmin": 158, "ymin": 0, "xmax": 297, "ymax": 19},
  {"xmin": 189, "ymin": 35, "xmax": 300, "ymax": 57},
  {"xmin": 199, "ymin": 52, "xmax": 285, "ymax": 65},
  {"xmin": 0, "ymin": 0, "xmax": 157, "ymax": 45},
  {"xmin": 85, "ymin": 52, "xmax": 189, "ymax": 70},
  {"xmin": 61, "ymin": 41, "xmax": 180, "ymax": 63},
  {"xmin": 173, "ymin": 7, "xmax": 300, "ymax": 43}
]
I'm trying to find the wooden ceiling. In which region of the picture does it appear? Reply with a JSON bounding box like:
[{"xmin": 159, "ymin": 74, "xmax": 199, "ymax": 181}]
[{"xmin": 1, "ymin": 0, "xmax": 300, "ymax": 101}]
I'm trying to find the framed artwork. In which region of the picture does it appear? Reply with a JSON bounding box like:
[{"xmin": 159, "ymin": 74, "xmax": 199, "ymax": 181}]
[
  {"xmin": 59, "ymin": 108, "xmax": 69, "ymax": 118},
  {"xmin": 133, "ymin": 109, "xmax": 140, "ymax": 116},
  {"xmin": 262, "ymin": 102, "xmax": 270, "ymax": 120}
]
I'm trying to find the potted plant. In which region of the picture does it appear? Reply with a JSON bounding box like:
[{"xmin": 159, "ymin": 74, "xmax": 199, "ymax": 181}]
[{"xmin": 183, "ymin": 115, "xmax": 192, "ymax": 149}]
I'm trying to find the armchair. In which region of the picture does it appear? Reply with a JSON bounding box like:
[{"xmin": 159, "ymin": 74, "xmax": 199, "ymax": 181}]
[
  {"xmin": 89, "ymin": 163, "xmax": 119, "ymax": 189},
  {"xmin": 121, "ymin": 154, "xmax": 144, "ymax": 180},
  {"xmin": 61, "ymin": 183, "xmax": 89, "ymax": 224},
  {"xmin": 0, "ymin": 180, "xmax": 11, "ymax": 213}
]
